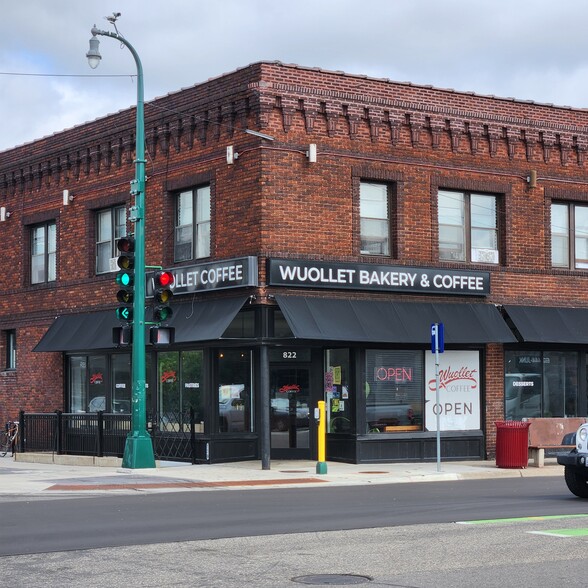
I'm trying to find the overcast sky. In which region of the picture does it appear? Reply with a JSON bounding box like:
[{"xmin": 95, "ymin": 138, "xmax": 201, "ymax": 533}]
[{"xmin": 3, "ymin": 0, "xmax": 588, "ymax": 153}]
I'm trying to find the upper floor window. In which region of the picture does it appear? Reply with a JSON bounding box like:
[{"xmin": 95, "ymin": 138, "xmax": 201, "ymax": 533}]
[
  {"xmin": 96, "ymin": 206, "xmax": 127, "ymax": 274},
  {"xmin": 4, "ymin": 330, "xmax": 16, "ymax": 370},
  {"xmin": 360, "ymin": 182, "xmax": 390, "ymax": 255},
  {"xmin": 174, "ymin": 185, "xmax": 211, "ymax": 262},
  {"xmin": 438, "ymin": 190, "xmax": 498, "ymax": 264},
  {"xmin": 31, "ymin": 221, "xmax": 56, "ymax": 284},
  {"xmin": 551, "ymin": 202, "xmax": 588, "ymax": 269}
]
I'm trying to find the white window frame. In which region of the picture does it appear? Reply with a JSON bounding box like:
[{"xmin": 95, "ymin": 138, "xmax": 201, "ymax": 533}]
[
  {"xmin": 174, "ymin": 185, "xmax": 211, "ymax": 262},
  {"xmin": 551, "ymin": 202, "xmax": 588, "ymax": 269},
  {"xmin": 360, "ymin": 181, "xmax": 390, "ymax": 256},
  {"xmin": 31, "ymin": 221, "xmax": 56, "ymax": 284},
  {"xmin": 438, "ymin": 190, "xmax": 499, "ymax": 264},
  {"xmin": 96, "ymin": 206, "xmax": 127, "ymax": 275}
]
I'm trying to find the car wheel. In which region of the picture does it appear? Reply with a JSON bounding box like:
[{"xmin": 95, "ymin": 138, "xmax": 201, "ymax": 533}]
[{"xmin": 564, "ymin": 466, "xmax": 588, "ymax": 498}]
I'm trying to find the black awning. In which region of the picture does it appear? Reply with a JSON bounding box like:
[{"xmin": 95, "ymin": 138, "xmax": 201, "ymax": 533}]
[
  {"xmin": 275, "ymin": 296, "xmax": 516, "ymax": 344},
  {"xmin": 34, "ymin": 296, "xmax": 247, "ymax": 352},
  {"xmin": 171, "ymin": 296, "xmax": 247, "ymax": 343},
  {"xmin": 503, "ymin": 305, "xmax": 588, "ymax": 344},
  {"xmin": 33, "ymin": 311, "xmax": 119, "ymax": 352}
]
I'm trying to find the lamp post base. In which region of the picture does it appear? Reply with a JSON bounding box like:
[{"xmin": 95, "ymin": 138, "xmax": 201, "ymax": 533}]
[
  {"xmin": 121, "ymin": 432, "xmax": 156, "ymax": 469},
  {"xmin": 316, "ymin": 461, "xmax": 328, "ymax": 475}
]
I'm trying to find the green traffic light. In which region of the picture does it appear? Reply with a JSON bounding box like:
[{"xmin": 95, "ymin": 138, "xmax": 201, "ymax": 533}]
[{"xmin": 116, "ymin": 271, "xmax": 134, "ymax": 287}]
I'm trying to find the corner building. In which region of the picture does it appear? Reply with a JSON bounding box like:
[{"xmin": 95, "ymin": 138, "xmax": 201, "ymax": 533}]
[{"xmin": 1, "ymin": 61, "xmax": 587, "ymax": 464}]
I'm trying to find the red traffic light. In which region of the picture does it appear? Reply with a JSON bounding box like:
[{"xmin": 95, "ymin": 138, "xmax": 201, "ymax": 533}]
[{"xmin": 154, "ymin": 270, "xmax": 174, "ymax": 288}]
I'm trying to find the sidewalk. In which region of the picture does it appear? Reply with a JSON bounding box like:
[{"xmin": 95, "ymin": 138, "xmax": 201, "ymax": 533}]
[{"xmin": 0, "ymin": 452, "xmax": 565, "ymax": 497}]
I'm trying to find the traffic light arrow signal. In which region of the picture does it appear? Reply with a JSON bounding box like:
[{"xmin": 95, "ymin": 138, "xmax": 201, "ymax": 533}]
[{"xmin": 116, "ymin": 306, "xmax": 133, "ymax": 322}]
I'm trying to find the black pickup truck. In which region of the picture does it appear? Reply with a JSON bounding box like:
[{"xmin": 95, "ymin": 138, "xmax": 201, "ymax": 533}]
[{"xmin": 557, "ymin": 422, "xmax": 588, "ymax": 498}]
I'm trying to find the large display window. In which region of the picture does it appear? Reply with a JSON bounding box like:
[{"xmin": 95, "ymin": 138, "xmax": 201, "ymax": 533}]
[
  {"xmin": 505, "ymin": 350, "xmax": 579, "ymax": 419},
  {"xmin": 365, "ymin": 350, "xmax": 424, "ymax": 432},
  {"xmin": 69, "ymin": 354, "xmax": 128, "ymax": 413},
  {"xmin": 325, "ymin": 349, "xmax": 354, "ymax": 434},
  {"xmin": 157, "ymin": 350, "xmax": 204, "ymax": 431},
  {"xmin": 218, "ymin": 349, "xmax": 253, "ymax": 433}
]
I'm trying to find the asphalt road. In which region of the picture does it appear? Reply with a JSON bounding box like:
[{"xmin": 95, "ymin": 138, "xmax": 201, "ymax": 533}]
[{"xmin": 0, "ymin": 476, "xmax": 585, "ymax": 557}]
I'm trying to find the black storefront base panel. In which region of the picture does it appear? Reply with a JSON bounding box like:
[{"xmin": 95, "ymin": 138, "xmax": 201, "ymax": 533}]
[
  {"xmin": 209, "ymin": 435, "xmax": 258, "ymax": 464},
  {"xmin": 327, "ymin": 431, "xmax": 484, "ymax": 464}
]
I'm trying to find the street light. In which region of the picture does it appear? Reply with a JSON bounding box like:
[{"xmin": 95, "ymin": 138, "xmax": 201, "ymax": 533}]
[{"xmin": 87, "ymin": 15, "xmax": 155, "ymax": 469}]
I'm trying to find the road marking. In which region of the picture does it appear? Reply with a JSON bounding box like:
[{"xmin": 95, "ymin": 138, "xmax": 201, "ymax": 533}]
[
  {"xmin": 457, "ymin": 514, "xmax": 588, "ymax": 525},
  {"xmin": 529, "ymin": 529, "xmax": 588, "ymax": 538}
]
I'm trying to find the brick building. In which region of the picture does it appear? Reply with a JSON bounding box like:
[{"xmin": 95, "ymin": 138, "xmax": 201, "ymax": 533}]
[{"xmin": 1, "ymin": 61, "xmax": 587, "ymax": 463}]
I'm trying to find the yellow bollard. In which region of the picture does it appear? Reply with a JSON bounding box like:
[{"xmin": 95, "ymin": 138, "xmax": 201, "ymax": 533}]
[{"xmin": 316, "ymin": 400, "xmax": 327, "ymax": 474}]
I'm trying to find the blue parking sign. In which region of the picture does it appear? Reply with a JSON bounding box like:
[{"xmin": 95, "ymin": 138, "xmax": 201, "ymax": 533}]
[{"xmin": 431, "ymin": 323, "xmax": 444, "ymax": 353}]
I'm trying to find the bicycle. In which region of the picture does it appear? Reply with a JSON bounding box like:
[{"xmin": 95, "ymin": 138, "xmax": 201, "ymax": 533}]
[{"xmin": 0, "ymin": 421, "xmax": 19, "ymax": 457}]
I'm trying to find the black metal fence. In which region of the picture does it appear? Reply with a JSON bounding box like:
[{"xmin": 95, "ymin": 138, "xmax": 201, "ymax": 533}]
[{"xmin": 17, "ymin": 409, "xmax": 209, "ymax": 464}]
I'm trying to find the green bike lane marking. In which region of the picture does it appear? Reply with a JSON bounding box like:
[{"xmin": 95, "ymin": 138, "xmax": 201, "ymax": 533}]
[
  {"xmin": 457, "ymin": 514, "xmax": 588, "ymax": 525},
  {"xmin": 529, "ymin": 528, "xmax": 588, "ymax": 538}
]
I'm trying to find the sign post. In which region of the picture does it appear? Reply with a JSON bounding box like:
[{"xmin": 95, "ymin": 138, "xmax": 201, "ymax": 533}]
[
  {"xmin": 316, "ymin": 400, "xmax": 327, "ymax": 474},
  {"xmin": 431, "ymin": 323, "xmax": 444, "ymax": 472}
]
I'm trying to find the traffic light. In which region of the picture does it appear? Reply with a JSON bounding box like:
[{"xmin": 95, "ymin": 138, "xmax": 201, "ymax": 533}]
[
  {"xmin": 149, "ymin": 326, "xmax": 175, "ymax": 345},
  {"xmin": 113, "ymin": 325, "xmax": 133, "ymax": 346},
  {"xmin": 153, "ymin": 270, "xmax": 174, "ymax": 322},
  {"xmin": 115, "ymin": 237, "xmax": 135, "ymax": 322}
]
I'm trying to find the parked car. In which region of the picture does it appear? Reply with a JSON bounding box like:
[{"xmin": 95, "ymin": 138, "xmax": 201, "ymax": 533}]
[
  {"xmin": 270, "ymin": 398, "xmax": 310, "ymax": 431},
  {"xmin": 218, "ymin": 397, "xmax": 247, "ymax": 432},
  {"xmin": 87, "ymin": 396, "xmax": 131, "ymax": 413},
  {"xmin": 557, "ymin": 422, "xmax": 588, "ymax": 498},
  {"xmin": 366, "ymin": 403, "xmax": 415, "ymax": 430}
]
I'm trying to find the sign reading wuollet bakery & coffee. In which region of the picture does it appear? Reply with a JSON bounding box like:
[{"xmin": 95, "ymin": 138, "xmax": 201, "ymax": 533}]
[{"xmin": 268, "ymin": 259, "xmax": 489, "ymax": 296}]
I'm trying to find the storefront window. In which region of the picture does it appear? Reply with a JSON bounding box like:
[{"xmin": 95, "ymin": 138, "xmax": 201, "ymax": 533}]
[
  {"xmin": 545, "ymin": 352, "xmax": 578, "ymax": 417},
  {"xmin": 69, "ymin": 356, "xmax": 86, "ymax": 413},
  {"xmin": 218, "ymin": 349, "xmax": 253, "ymax": 433},
  {"xmin": 159, "ymin": 351, "xmax": 180, "ymax": 429},
  {"xmin": 365, "ymin": 350, "xmax": 424, "ymax": 432},
  {"xmin": 182, "ymin": 350, "xmax": 204, "ymax": 432},
  {"xmin": 68, "ymin": 353, "xmax": 142, "ymax": 414},
  {"xmin": 505, "ymin": 350, "xmax": 579, "ymax": 419},
  {"xmin": 112, "ymin": 354, "xmax": 131, "ymax": 413},
  {"xmin": 88, "ymin": 356, "xmax": 108, "ymax": 412},
  {"xmin": 325, "ymin": 349, "xmax": 354, "ymax": 434}
]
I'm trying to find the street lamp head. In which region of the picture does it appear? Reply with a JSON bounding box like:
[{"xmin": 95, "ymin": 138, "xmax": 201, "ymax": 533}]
[{"xmin": 86, "ymin": 30, "xmax": 102, "ymax": 69}]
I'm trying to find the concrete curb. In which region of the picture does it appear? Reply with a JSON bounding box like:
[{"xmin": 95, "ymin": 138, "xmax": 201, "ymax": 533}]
[{"xmin": 0, "ymin": 453, "xmax": 565, "ymax": 496}]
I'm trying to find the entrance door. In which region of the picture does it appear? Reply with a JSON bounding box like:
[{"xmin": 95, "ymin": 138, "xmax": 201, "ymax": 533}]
[{"xmin": 270, "ymin": 365, "xmax": 312, "ymax": 459}]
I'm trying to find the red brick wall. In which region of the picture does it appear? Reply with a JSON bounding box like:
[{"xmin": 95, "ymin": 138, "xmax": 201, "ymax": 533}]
[{"xmin": 2, "ymin": 61, "xmax": 588, "ymax": 455}]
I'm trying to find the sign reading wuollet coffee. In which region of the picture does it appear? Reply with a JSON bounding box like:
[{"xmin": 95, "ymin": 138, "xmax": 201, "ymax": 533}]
[
  {"xmin": 147, "ymin": 256, "xmax": 258, "ymax": 296},
  {"xmin": 268, "ymin": 259, "xmax": 490, "ymax": 296}
]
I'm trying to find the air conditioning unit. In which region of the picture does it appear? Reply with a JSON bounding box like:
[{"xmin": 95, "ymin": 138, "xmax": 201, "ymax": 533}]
[
  {"xmin": 471, "ymin": 248, "xmax": 499, "ymax": 264},
  {"xmin": 108, "ymin": 257, "xmax": 119, "ymax": 272}
]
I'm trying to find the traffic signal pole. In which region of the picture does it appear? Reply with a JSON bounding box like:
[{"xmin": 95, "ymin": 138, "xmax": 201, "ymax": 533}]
[{"xmin": 88, "ymin": 22, "xmax": 155, "ymax": 468}]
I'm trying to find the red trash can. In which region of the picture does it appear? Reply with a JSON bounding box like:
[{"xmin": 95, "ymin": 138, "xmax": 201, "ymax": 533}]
[{"xmin": 495, "ymin": 421, "xmax": 531, "ymax": 468}]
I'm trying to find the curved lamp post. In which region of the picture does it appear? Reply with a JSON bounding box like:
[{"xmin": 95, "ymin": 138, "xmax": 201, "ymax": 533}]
[{"xmin": 87, "ymin": 19, "xmax": 155, "ymax": 469}]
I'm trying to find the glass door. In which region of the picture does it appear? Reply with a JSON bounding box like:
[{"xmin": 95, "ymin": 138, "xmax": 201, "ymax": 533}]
[{"xmin": 270, "ymin": 365, "xmax": 311, "ymax": 458}]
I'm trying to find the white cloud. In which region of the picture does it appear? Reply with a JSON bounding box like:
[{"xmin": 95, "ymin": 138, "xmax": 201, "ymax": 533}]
[{"xmin": 3, "ymin": 0, "xmax": 588, "ymax": 151}]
